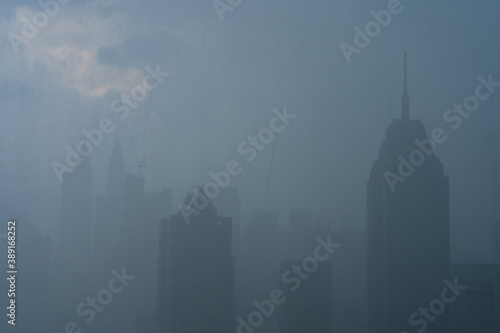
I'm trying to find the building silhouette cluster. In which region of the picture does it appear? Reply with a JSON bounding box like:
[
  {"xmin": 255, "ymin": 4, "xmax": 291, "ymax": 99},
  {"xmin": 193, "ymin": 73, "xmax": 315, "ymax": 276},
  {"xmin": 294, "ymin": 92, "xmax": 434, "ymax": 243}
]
[{"xmin": 1, "ymin": 54, "xmax": 499, "ymax": 333}]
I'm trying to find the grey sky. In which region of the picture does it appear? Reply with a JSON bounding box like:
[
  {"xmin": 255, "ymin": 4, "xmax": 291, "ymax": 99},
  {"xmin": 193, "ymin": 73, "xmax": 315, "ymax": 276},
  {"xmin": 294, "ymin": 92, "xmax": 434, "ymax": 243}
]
[{"xmin": 0, "ymin": 0, "xmax": 499, "ymax": 262}]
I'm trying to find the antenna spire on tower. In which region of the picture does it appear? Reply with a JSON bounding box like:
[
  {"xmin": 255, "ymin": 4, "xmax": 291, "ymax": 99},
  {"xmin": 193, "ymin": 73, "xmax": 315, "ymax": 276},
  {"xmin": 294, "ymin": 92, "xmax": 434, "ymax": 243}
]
[{"xmin": 402, "ymin": 52, "xmax": 410, "ymax": 120}]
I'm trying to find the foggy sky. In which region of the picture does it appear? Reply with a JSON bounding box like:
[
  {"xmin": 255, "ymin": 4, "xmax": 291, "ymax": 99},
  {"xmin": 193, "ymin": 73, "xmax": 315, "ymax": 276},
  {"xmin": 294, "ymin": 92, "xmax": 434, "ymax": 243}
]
[{"xmin": 0, "ymin": 0, "xmax": 499, "ymax": 262}]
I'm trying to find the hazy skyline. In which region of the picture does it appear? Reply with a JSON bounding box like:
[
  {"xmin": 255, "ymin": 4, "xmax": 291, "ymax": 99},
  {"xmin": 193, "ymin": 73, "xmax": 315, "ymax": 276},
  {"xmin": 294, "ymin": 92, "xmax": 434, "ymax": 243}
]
[{"xmin": 0, "ymin": 0, "xmax": 499, "ymax": 264}]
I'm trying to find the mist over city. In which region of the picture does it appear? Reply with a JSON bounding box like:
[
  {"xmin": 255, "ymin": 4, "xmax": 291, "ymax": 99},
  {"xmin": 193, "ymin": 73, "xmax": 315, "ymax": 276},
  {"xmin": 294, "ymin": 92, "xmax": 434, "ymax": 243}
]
[{"xmin": 0, "ymin": 0, "xmax": 499, "ymax": 332}]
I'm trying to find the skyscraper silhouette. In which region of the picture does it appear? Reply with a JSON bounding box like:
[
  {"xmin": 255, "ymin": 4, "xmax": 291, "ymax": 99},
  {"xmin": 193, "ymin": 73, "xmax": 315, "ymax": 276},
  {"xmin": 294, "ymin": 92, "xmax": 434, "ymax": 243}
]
[
  {"xmin": 54, "ymin": 155, "xmax": 93, "ymax": 328},
  {"xmin": 156, "ymin": 189, "xmax": 234, "ymax": 333},
  {"xmin": 59, "ymin": 156, "xmax": 92, "ymax": 264},
  {"xmin": 484, "ymin": 113, "xmax": 500, "ymax": 263},
  {"xmin": 329, "ymin": 228, "xmax": 367, "ymax": 333},
  {"xmin": 367, "ymin": 54, "xmax": 450, "ymax": 333},
  {"xmin": 16, "ymin": 219, "xmax": 51, "ymax": 332},
  {"xmin": 450, "ymin": 263, "xmax": 500, "ymax": 332},
  {"xmin": 239, "ymin": 209, "xmax": 280, "ymax": 333},
  {"xmin": 212, "ymin": 186, "xmax": 242, "ymax": 257},
  {"xmin": 278, "ymin": 209, "xmax": 333, "ymax": 333},
  {"xmin": 94, "ymin": 140, "xmax": 125, "ymax": 271},
  {"xmin": 287, "ymin": 209, "xmax": 324, "ymax": 259},
  {"xmin": 109, "ymin": 173, "xmax": 171, "ymax": 333}
]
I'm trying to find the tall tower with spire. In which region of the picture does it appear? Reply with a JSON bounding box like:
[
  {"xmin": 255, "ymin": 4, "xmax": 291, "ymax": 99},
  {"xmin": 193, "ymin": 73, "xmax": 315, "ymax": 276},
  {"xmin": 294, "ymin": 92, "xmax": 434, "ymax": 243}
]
[
  {"xmin": 96, "ymin": 138, "xmax": 172, "ymax": 333},
  {"xmin": 366, "ymin": 54, "xmax": 450, "ymax": 333}
]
